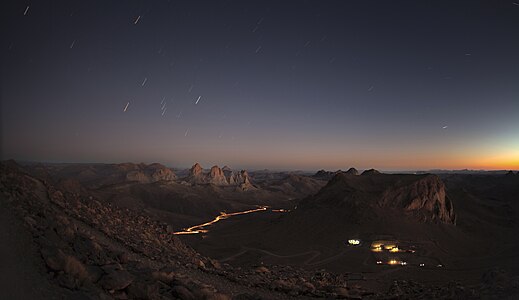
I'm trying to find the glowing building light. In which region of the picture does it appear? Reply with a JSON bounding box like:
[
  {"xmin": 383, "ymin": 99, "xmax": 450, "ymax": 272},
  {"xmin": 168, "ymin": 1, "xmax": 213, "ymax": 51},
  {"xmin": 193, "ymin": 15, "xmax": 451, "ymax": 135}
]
[{"xmin": 372, "ymin": 246, "xmax": 382, "ymax": 252}]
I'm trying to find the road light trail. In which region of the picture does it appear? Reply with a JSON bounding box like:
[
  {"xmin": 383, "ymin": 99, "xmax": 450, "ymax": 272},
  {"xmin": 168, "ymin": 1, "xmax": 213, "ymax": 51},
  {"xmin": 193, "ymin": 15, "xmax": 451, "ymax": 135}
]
[{"xmin": 174, "ymin": 206, "xmax": 270, "ymax": 235}]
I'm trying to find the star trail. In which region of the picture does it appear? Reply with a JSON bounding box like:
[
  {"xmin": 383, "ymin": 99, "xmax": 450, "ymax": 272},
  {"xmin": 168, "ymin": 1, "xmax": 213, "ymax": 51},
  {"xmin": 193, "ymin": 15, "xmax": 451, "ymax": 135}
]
[{"xmin": 1, "ymin": 0, "xmax": 519, "ymax": 170}]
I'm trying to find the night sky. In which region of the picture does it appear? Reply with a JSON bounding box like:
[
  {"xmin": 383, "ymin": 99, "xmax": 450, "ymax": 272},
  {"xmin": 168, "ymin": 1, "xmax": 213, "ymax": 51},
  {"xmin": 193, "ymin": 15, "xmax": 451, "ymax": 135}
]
[{"xmin": 2, "ymin": 0, "xmax": 519, "ymax": 170}]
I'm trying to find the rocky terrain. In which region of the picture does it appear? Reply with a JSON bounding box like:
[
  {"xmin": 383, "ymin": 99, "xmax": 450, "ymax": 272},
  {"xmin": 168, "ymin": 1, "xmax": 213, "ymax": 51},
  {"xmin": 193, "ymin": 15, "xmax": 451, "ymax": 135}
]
[
  {"xmin": 26, "ymin": 162, "xmax": 177, "ymax": 188},
  {"xmin": 184, "ymin": 163, "xmax": 253, "ymax": 190},
  {"xmin": 2, "ymin": 161, "xmax": 519, "ymax": 299},
  {"xmin": 23, "ymin": 162, "xmax": 305, "ymax": 230},
  {"xmin": 0, "ymin": 161, "xmax": 375, "ymax": 299},
  {"xmin": 313, "ymin": 168, "xmax": 358, "ymax": 181},
  {"xmin": 301, "ymin": 171, "xmax": 456, "ymax": 224},
  {"xmin": 180, "ymin": 168, "xmax": 519, "ymax": 300},
  {"xmin": 262, "ymin": 174, "xmax": 327, "ymax": 199}
]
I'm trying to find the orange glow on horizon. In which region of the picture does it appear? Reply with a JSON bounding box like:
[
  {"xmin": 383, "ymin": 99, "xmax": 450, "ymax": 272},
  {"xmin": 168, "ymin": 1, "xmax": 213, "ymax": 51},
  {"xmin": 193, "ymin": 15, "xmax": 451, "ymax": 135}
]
[
  {"xmin": 242, "ymin": 148, "xmax": 519, "ymax": 171},
  {"xmin": 468, "ymin": 153, "xmax": 519, "ymax": 170}
]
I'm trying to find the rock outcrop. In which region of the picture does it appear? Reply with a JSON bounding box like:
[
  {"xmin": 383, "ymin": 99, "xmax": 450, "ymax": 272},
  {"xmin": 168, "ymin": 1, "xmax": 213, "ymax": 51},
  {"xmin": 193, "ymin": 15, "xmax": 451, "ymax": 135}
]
[
  {"xmin": 379, "ymin": 174, "xmax": 456, "ymax": 223},
  {"xmin": 313, "ymin": 169, "xmax": 345, "ymax": 180},
  {"xmin": 125, "ymin": 163, "xmax": 176, "ymax": 183},
  {"xmin": 361, "ymin": 168, "xmax": 381, "ymax": 175},
  {"xmin": 302, "ymin": 172, "xmax": 456, "ymax": 224},
  {"xmin": 147, "ymin": 163, "xmax": 177, "ymax": 181},
  {"xmin": 313, "ymin": 169, "xmax": 336, "ymax": 180},
  {"xmin": 344, "ymin": 167, "xmax": 359, "ymax": 175},
  {"xmin": 235, "ymin": 170, "xmax": 254, "ymax": 190},
  {"xmin": 314, "ymin": 168, "xmax": 358, "ymax": 180},
  {"xmin": 235, "ymin": 170, "xmax": 251, "ymax": 185},
  {"xmin": 209, "ymin": 165, "xmax": 228, "ymax": 185},
  {"xmin": 186, "ymin": 163, "xmax": 254, "ymax": 188},
  {"xmin": 125, "ymin": 170, "xmax": 149, "ymax": 183},
  {"xmin": 187, "ymin": 163, "xmax": 205, "ymax": 184},
  {"xmin": 190, "ymin": 163, "xmax": 203, "ymax": 176}
]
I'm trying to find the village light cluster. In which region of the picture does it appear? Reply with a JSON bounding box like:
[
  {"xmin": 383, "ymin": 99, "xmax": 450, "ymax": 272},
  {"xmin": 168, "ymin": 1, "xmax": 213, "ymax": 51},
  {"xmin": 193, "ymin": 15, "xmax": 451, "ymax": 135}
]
[{"xmin": 348, "ymin": 239, "xmax": 361, "ymax": 245}]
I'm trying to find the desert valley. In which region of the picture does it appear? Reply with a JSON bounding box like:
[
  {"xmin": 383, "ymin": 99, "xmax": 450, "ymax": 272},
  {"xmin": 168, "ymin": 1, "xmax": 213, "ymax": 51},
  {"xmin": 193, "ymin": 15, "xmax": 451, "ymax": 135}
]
[{"xmin": 1, "ymin": 160, "xmax": 518, "ymax": 299}]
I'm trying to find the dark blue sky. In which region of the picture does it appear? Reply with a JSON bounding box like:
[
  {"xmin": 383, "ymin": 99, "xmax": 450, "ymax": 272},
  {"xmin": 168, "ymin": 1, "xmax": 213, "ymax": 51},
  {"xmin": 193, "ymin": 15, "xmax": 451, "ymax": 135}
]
[{"xmin": 2, "ymin": 0, "xmax": 519, "ymax": 170}]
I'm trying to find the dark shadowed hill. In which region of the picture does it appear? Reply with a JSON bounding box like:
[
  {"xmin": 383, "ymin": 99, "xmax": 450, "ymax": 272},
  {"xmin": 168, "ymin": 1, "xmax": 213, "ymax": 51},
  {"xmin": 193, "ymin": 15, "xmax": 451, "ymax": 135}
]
[
  {"xmin": 25, "ymin": 162, "xmax": 176, "ymax": 188},
  {"xmin": 262, "ymin": 174, "xmax": 327, "ymax": 199},
  {"xmin": 300, "ymin": 172, "xmax": 456, "ymax": 224}
]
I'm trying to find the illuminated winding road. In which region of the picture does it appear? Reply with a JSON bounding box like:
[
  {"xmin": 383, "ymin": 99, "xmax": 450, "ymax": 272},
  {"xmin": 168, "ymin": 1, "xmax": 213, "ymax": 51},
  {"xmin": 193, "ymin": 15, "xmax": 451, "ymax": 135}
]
[{"xmin": 174, "ymin": 206, "xmax": 272, "ymax": 235}]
